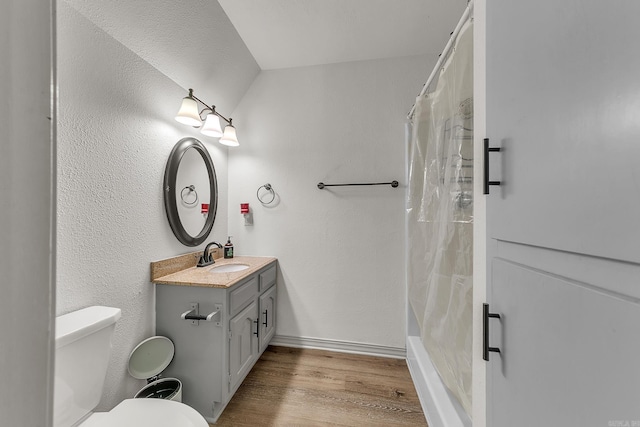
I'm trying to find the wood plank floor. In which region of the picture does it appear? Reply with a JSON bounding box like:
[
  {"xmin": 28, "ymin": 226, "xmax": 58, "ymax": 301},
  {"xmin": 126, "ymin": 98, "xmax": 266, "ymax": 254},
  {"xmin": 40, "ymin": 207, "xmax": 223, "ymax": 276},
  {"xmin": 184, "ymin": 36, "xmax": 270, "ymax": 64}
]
[{"xmin": 212, "ymin": 346, "xmax": 427, "ymax": 426}]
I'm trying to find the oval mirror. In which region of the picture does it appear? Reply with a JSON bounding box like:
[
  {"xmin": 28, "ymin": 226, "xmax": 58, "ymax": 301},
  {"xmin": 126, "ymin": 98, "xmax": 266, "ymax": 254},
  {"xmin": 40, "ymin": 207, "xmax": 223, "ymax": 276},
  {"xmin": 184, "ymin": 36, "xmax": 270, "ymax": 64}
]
[{"xmin": 163, "ymin": 137, "xmax": 218, "ymax": 246}]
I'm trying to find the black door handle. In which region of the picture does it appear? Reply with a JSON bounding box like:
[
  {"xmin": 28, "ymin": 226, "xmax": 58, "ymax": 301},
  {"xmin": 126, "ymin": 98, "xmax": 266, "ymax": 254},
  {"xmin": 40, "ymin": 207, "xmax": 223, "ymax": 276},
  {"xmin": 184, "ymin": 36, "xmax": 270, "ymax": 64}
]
[
  {"xmin": 483, "ymin": 138, "xmax": 501, "ymax": 194},
  {"xmin": 483, "ymin": 303, "xmax": 501, "ymax": 361},
  {"xmin": 263, "ymin": 310, "xmax": 268, "ymax": 327},
  {"xmin": 253, "ymin": 319, "xmax": 259, "ymax": 337}
]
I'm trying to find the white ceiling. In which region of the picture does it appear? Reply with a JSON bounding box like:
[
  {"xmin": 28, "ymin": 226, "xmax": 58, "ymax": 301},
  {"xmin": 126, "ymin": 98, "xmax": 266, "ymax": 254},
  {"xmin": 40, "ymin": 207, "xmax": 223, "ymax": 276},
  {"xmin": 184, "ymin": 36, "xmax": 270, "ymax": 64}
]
[
  {"xmin": 218, "ymin": 0, "xmax": 469, "ymax": 70},
  {"xmin": 63, "ymin": 0, "xmax": 468, "ymax": 112}
]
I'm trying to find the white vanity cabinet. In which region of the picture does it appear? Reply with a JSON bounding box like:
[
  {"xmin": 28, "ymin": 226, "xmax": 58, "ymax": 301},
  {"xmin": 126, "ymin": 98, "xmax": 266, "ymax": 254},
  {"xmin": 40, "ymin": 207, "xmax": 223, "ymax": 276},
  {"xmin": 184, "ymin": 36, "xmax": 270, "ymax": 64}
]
[
  {"xmin": 155, "ymin": 260, "xmax": 277, "ymax": 423},
  {"xmin": 227, "ymin": 264, "xmax": 277, "ymax": 392}
]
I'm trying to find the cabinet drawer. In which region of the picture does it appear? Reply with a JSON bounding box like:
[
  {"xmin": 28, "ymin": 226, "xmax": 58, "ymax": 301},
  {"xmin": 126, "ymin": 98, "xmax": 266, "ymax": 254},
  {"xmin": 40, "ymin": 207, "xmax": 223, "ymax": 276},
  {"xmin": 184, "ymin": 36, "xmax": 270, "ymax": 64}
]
[
  {"xmin": 229, "ymin": 277, "xmax": 259, "ymax": 317},
  {"xmin": 259, "ymin": 265, "xmax": 277, "ymax": 291}
]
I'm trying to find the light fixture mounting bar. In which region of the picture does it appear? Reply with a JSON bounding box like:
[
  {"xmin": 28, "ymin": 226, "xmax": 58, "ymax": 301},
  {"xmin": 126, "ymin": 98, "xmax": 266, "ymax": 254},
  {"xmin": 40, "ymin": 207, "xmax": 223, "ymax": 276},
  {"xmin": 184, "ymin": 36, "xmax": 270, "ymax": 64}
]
[{"xmin": 189, "ymin": 90, "xmax": 232, "ymax": 125}]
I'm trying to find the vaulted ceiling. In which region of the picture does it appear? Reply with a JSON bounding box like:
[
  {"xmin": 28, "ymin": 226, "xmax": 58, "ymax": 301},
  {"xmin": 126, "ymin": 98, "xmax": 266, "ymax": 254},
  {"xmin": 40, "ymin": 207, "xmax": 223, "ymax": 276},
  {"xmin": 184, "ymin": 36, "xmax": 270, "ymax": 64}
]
[
  {"xmin": 63, "ymin": 0, "xmax": 467, "ymax": 111},
  {"xmin": 218, "ymin": 0, "xmax": 468, "ymax": 70}
]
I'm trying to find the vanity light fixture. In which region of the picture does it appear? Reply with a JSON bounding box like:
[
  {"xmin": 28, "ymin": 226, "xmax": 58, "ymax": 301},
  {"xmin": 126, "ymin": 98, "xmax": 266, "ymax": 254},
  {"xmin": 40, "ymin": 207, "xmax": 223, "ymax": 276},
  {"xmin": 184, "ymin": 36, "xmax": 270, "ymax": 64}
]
[
  {"xmin": 175, "ymin": 91, "xmax": 201, "ymax": 127},
  {"xmin": 218, "ymin": 120, "xmax": 239, "ymax": 147},
  {"xmin": 175, "ymin": 88, "xmax": 239, "ymax": 146},
  {"xmin": 200, "ymin": 111, "xmax": 223, "ymax": 138}
]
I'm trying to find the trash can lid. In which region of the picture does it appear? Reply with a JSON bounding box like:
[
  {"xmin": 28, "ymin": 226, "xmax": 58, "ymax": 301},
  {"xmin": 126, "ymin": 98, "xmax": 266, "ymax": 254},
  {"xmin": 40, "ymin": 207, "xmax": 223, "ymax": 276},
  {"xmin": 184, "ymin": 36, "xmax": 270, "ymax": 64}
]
[{"xmin": 127, "ymin": 336, "xmax": 175, "ymax": 380}]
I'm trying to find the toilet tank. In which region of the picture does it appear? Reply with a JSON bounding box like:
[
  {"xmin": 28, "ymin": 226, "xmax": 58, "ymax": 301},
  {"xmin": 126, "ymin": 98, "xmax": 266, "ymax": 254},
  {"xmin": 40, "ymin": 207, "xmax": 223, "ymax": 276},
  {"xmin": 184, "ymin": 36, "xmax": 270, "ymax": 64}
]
[{"xmin": 54, "ymin": 306, "xmax": 121, "ymax": 427}]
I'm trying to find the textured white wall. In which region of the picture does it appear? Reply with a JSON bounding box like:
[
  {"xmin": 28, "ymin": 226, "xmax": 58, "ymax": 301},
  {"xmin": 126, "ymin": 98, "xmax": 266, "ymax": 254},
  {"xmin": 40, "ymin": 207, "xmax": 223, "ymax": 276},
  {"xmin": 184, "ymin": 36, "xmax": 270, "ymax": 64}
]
[
  {"xmin": 0, "ymin": 1, "xmax": 55, "ymax": 425},
  {"xmin": 64, "ymin": 0, "xmax": 260, "ymax": 115},
  {"xmin": 228, "ymin": 56, "xmax": 429, "ymax": 349},
  {"xmin": 57, "ymin": 2, "xmax": 229, "ymax": 409}
]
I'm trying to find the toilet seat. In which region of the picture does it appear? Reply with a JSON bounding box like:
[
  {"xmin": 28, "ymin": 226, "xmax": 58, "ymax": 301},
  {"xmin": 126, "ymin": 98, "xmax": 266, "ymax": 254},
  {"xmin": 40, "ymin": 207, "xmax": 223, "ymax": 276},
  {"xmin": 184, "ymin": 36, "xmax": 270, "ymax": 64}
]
[{"xmin": 80, "ymin": 399, "xmax": 208, "ymax": 427}]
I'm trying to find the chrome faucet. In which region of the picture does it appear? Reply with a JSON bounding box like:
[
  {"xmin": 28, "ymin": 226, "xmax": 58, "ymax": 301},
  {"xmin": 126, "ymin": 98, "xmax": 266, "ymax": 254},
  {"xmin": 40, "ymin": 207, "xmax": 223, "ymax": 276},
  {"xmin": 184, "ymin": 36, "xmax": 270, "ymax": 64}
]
[{"xmin": 197, "ymin": 241, "xmax": 222, "ymax": 267}]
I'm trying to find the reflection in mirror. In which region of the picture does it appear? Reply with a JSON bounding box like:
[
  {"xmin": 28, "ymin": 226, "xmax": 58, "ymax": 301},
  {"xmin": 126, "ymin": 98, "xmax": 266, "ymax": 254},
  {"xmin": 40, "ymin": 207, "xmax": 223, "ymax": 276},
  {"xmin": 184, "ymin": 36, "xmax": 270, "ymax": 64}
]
[
  {"xmin": 175, "ymin": 147, "xmax": 211, "ymax": 237},
  {"xmin": 163, "ymin": 138, "xmax": 218, "ymax": 246}
]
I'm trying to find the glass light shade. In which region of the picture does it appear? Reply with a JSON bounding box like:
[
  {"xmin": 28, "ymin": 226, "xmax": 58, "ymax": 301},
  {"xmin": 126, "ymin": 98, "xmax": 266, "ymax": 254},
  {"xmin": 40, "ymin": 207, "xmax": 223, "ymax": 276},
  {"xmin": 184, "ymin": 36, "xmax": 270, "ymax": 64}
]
[
  {"xmin": 200, "ymin": 112, "xmax": 223, "ymax": 137},
  {"xmin": 219, "ymin": 125, "xmax": 239, "ymax": 147},
  {"xmin": 175, "ymin": 97, "xmax": 201, "ymax": 127}
]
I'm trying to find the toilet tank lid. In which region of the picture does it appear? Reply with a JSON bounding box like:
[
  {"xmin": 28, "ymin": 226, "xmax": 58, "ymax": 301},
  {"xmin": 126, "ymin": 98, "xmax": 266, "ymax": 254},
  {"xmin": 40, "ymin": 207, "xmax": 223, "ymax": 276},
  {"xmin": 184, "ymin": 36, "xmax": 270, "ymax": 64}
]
[
  {"xmin": 56, "ymin": 306, "xmax": 121, "ymax": 349},
  {"xmin": 128, "ymin": 336, "xmax": 175, "ymax": 380}
]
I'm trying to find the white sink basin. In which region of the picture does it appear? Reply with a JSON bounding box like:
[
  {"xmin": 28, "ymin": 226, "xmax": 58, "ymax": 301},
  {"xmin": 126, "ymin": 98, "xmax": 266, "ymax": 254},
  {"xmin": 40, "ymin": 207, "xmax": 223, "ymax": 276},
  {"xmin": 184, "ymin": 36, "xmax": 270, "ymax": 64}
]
[{"xmin": 209, "ymin": 263, "xmax": 250, "ymax": 273}]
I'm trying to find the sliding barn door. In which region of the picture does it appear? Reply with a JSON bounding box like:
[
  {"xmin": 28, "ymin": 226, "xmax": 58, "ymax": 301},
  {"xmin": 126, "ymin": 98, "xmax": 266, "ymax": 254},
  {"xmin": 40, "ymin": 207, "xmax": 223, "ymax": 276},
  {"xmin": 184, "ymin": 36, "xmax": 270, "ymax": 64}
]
[{"xmin": 484, "ymin": 0, "xmax": 640, "ymax": 425}]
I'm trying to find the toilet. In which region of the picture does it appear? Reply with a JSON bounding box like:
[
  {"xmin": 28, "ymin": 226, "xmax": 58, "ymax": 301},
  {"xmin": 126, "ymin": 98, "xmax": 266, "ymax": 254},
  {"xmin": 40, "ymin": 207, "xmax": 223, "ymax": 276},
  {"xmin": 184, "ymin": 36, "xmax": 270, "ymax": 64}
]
[{"xmin": 53, "ymin": 306, "xmax": 208, "ymax": 427}]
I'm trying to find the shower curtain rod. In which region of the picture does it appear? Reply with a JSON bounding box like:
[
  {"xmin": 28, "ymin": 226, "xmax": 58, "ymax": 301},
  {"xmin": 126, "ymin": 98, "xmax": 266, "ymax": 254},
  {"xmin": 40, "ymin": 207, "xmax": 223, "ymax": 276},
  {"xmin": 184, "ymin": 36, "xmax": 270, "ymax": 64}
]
[{"xmin": 407, "ymin": 1, "xmax": 474, "ymax": 119}]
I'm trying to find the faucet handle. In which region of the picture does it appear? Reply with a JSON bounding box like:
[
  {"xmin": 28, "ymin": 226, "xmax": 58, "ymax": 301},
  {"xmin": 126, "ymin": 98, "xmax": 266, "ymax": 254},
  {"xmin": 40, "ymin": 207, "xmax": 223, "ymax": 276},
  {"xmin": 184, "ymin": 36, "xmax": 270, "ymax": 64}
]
[
  {"xmin": 199, "ymin": 241, "xmax": 222, "ymax": 267},
  {"xmin": 197, "ymin": 253, "xmax": 214, "ymax": 267}
]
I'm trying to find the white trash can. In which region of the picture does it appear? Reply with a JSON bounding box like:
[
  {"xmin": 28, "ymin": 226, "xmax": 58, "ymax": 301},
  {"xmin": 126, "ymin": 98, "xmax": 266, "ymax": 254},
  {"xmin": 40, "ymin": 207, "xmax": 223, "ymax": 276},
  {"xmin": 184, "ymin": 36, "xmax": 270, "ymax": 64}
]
[{"xmin": 128, "ymin": 336, "xmax": 183, "ymax": 402}]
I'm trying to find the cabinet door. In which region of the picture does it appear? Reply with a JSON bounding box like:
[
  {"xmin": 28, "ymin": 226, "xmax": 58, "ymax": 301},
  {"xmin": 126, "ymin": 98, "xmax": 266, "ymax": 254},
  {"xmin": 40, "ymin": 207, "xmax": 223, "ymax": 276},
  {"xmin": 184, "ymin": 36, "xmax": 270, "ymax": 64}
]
[
  {"xmin": 259, "ymin": 285, "xmax": 276, "ymax": 353},
  {"xmin": 486, "ymin": 0, "xmax": 640, "ymax": 263},
  {"xmin": 229, "ymin": 301, "xmax": 259, "ymax": 392},
  {"xmin": 489, "ymin": 259, "xmax": 640, "ymax": 426},
  {"xmin": 485, "ymin": 0, "xmax": 640, "ymax": 424}
]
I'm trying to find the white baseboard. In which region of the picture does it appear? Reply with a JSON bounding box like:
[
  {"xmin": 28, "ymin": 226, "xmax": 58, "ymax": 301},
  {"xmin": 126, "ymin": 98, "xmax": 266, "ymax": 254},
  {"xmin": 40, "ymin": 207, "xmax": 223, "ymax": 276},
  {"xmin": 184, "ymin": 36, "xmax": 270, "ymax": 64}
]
[
  {"xmin": 406, "ymin": 336, "xmax": 471, "ymax": 427},
  {"xmin": 271, "ymin": 335, "xmax": 406, "ymax": 359}
]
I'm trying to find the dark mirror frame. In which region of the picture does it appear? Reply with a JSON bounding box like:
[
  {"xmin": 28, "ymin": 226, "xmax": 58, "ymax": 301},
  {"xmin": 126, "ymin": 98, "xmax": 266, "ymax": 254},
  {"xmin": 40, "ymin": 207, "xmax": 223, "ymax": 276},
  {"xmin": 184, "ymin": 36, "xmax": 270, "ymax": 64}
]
[{"xmin": 163, "ymin": 137, "xmax": 218, "ymax": 246}]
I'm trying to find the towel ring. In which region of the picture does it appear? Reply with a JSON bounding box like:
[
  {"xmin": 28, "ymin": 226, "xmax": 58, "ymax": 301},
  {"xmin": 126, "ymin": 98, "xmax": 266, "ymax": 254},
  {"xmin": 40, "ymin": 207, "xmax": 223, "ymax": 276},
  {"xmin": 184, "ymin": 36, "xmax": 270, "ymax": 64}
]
[
  {"xmin": 181, "ymin": 185, "xmax": 198, "ymax": 206},
  {"xmin": 256, "ymin": 183, "xmax": 276, "ymax": 205}
]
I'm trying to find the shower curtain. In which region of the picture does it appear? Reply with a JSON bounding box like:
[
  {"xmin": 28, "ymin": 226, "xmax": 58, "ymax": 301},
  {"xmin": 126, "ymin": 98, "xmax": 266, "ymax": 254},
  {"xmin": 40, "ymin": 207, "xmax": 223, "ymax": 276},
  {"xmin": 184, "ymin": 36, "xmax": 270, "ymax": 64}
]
[{"xmin": 407, "ymin": 19, "xmax": 473, "ymax": 415}]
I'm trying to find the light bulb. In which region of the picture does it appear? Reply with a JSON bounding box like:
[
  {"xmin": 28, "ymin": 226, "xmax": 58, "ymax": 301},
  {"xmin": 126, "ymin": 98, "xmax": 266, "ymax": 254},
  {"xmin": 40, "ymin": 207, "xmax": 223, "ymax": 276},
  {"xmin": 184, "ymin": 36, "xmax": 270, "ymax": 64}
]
[
  {"xmin": 200, "ymin": 112, "xmax": 223, "ymax": 137},
  {"xmin": 175, "ymin": 96, "xmax": 201, "ymax": 127},
  {"xmin": 219, "ymin": 124, "xmax": 239, "ymax": 147}
]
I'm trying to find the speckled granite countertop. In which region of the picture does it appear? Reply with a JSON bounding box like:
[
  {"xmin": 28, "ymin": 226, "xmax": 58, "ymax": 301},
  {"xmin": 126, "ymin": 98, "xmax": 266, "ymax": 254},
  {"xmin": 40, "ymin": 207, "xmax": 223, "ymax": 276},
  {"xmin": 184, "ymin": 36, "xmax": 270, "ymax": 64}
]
[{"xmin": 151, "ymin": 254, "xmax": 277, "ymax": 288}]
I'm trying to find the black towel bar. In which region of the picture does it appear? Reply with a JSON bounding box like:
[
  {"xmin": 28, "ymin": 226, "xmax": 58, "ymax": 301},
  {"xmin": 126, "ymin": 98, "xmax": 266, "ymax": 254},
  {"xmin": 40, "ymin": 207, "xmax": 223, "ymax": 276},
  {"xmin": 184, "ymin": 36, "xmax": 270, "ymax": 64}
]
[{"xmin": 317, "ymin": 181, "xmax": 399, "ymax": 189}]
